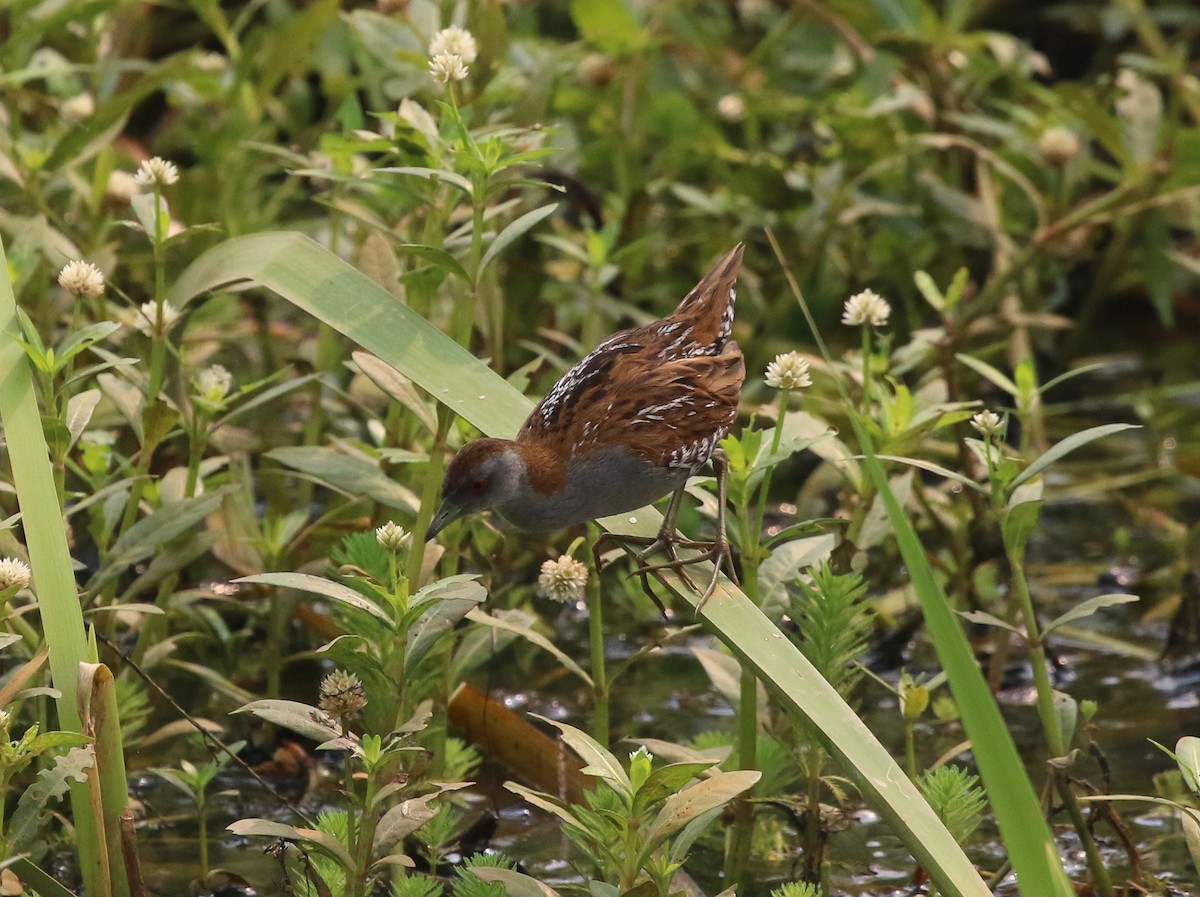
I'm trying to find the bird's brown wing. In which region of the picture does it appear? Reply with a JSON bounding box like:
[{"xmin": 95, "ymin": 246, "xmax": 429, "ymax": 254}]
[{"xmin": 523, "ymin": 343, "xmax": 744, "ymax": 470}]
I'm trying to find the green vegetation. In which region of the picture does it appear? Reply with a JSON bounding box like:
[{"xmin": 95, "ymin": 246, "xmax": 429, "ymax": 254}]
[{"xmin": 1, "ymin": 1, "xmax": 1199, "ymax": 896}]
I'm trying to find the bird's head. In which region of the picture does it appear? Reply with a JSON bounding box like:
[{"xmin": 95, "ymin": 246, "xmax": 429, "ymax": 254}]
[{"xmin": 426, "ymin": 438, "xmax": 525, "ymax": 540}]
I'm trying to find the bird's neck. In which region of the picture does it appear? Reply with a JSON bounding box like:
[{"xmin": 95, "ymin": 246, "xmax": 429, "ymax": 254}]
[{"xmin": 510, "ymin": 437, "xmax": 569, "ymax": 497}]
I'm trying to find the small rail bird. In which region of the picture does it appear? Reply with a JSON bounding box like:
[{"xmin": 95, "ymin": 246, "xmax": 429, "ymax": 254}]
[{"xmin": 427, "ymin": 245, "xmax": 746, "ymax": 607}]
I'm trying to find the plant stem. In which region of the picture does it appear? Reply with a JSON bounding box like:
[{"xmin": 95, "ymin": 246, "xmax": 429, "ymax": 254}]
[{"xmin": 586, "ymin": 525, "xmax": 609, "ymax": 745}]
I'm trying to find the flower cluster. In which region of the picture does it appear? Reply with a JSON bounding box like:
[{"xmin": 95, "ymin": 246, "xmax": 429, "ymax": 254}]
[
  {"xmin": 194, "ymin": 364, "xmax": 233, "ymax": 407},
  {"xmin": 132, "ymin": 300, "xmax": 183, "ymax": 336},
  {"xmin": 58, "ymin": 260, "xmax": 106, "ymax": 298},
  {"xmin": 134, "ymin": 156, "xmax": 179, "ymax": 187},
  {"xmin": 375, "ymin": 520, "xmax": 411, "ymax": 552},
  {"xmin": 428, "ymin": 26, "xmax": 476, "ymax": 84},
  {"xmin": 0, "ymin": 557, "xmax": 32, "ymax": 591},
  {"xmin": 970, "ymin": 410, "xmax": 1003, "ymax": 438},
  {"xmin": 764, "ymin": 351, "xmax": 812, "ymax": 390},
  {"xmin": 537, "ymin": 555, "xmax": 588, "ymax": 603},
  {"xmin": 842, "ymin": 289, "xmax": 891, "ymax": 328},
  {"xmin": 318, "ymin": 669, "xmax": 367, "ymax": 720}
]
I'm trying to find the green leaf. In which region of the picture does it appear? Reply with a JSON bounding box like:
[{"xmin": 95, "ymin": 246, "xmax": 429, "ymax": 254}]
[
  {"xmin": 235, "ymin": 572, "xmax": 392, "ymax": 624},
  {"xmin": 1010, "ymin": 423, "xmax": 1141, "ymax": 488},
  {"xmin": 226, "ymin": 818, "xmax": 354, "ymax": 870},
  {"xmin": 267, "ymin": 445, "xmax": 419, "ymax": 512},
  {"xmin": 633, "ymin": 761, "xmax": 719, "ymax": 815},
  {"xmin": 1042, "ymin": 594, "xmax": 1138, "ymax": 636},
  {"xmin": 470, "ymin": 867, "xmax": 563, "ymax": 897},
  {"xmin": 467, "ymin": 608, "xmax": 592, "ymax": 686},
  {"xmin": 955, "ymin": 353, "xmax": 1018, "ymax": 396},
  {"xmin": 957, "ymin": 610, "xmax": 1022, "ymax": 637},
  {"xmin": 531, "ymin": 713, "xmax": 631, "ymax": 795},
  {"xmin": 379, "ymin": 166, "xmax": 473, "ymax": 196},
  {"xmin": 479, "ymin": 203, "xmax": 558, "ymax": 277},
  {"xmin": 395, "ymin": 242, "xmax": 470, "ymax": 283},
  {"xmin": 1001, "ymin": 500, "xmax": 1042, "ymax": 556},
  {"xmin": 234, "ymin": 699, "xmax": 346, "ymax": 744},
  {"xmin": 874, "ymin": 454, "xmax": 988, "ymax": 493},
  {"xmin": 643, "ymin": 769, "xmax": 759, "ymax": 853}
]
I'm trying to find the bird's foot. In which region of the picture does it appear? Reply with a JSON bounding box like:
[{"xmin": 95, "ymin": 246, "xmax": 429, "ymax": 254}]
[
  {"xmin": 597, "ymin": 529, "xmax": 737, "ymax": 614},
  {"xmin": 630, "ymin": 531, "xmax": 738, "ymax": 612}
]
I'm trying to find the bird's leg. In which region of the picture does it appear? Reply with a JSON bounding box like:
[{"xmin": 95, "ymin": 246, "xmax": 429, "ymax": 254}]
[{"xmin": 629, "ymin": 449, "xmax": 739, "ymax": 611}]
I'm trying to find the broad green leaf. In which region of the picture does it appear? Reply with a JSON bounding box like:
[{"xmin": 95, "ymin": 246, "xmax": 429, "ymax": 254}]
[
  {"xmin": 471, "ymin": 867, "xmax": 564, "ymax": 897},
  {"xmin": 1011, "ymin": 423, "xmax": 1141, "ymax": 488},
  {"xmin": 227, "ymin": 818, "xmax": 354, "ymax": 870},
  {"xmin": 1042, "ymin": 594, "xmax": 1139, "ymax": 637},
  {"xmin": 1001, "ymin": 500, "xmax": 1042, "ymax": 556},
  {"xmin": 266, "ymin": 445, "xmax": 419, "ymax": 512},
  {"xmin": 1177, "ymin": 737, "xmax": 1200, "ymax": 795},
  {"xmin": 479, "ymin": 203, "xmax": 558, "ymax": 276},
  {"xmin": 235, "ymin": 572, "xmax": 392, "ymax": 624},
  {"xmin": 467, "ymin": 608, "xmax": 592, "ymax": 685},
  {"xmin": 379, "ymin": 166, "xmax": 473, "ymax": 195},
  {"xmin": 633, "ymin": 761, "xmax": 719, "ymax": 815},
  {"xmin": 643, "ymin": 769, "xmax": 759, "ymax": 851},
  {"xmin": 504, "ymin": 782, "xmax": 586, "ymax": 830},
  {"xmin": 531, "ymin": 713, "xmax": 631, "ymax": 795},
  {"xmin": 234, "ymin": 699, "xmax": 345, "ymax": 744}
]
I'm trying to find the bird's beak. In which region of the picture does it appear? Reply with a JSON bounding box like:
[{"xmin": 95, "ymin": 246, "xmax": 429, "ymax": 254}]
[{"xmin": 425, "ymin": 500, "xmax": 460, "ymax": 542}]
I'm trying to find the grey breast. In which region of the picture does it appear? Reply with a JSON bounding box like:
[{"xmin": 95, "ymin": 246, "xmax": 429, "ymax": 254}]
[{"xmin": 495, "ymin": 444, "xmax": 689, "ymax": 531}]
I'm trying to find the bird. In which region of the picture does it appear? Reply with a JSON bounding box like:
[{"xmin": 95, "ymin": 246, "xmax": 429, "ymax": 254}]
[{"xmin": 426, "ymin": 244, "xmax": 746, "ymax": 609}]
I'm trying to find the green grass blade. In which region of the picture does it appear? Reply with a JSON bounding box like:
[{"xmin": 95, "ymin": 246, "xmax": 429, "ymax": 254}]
[
  {"xmin": 0, "ymin": 236, "xmax": 111, "ymax": 895},
  {"xmin": 167, "ymin": 231, "xmax": 994, "ymax": 897},
  {"xmin": 851, "ymin": 419, "xmax": 1074, "ymax": 897}
]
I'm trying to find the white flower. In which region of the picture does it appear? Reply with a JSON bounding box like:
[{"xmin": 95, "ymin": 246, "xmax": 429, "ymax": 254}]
[
  {"xmin": 133, "ymin": 156, "xmax": 179, "ymax": 187},
  {"xmin": 971, "ymin": 410, "xmax": 1003, "ymax": 438},
  {"xmin": 429, "ymin": 26, "xmax": 478, "ymax": 65},
  {"xmin": 537, "ymin": 555, "xmax": 588, "ymax": 603},
  {"xmin": 717, "ymin": 93, "xmax": 746, "ymax": 122},
  {"xmin": 1037, "ymin": 127, "xmax": 1080, "ymax": 167},
  {"xmin": 429, "ymin": 52, "xmax": 469, "ymax": 84},
  {"xmin": 375, "ymin": 520, "xmax": 412, "ymax": 552},
  {"xmin": 764, "ymin": 352, "xmax": 812, "ymax": 390},
  {"xmin": 132, "ymin": 300, "xmax": 182, "ymax": 336},
  {"xmin": 0, "ymin": 558, "xmax": 31, "ymax": 591},
  {"xmin": 195, "ymin": 364, "xmax": 233, "ymax": 405},
  {"xmin": 57, "ymin": 260, "xmax": 105, "ymax": 298},
  {"xmin": 842, "ymin": 289, "xmax": 891, "ymax": 328}
]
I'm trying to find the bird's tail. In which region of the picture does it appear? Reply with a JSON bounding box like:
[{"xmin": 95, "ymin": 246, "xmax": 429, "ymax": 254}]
[{"xmin": 672, "ymin": 243, "xmax": 744, "ymax": 352}]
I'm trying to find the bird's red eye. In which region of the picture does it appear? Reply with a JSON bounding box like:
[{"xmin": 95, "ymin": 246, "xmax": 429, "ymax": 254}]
[{"xmin": 470, "ymin": 477, "xmax": 487, "ymax": 493}]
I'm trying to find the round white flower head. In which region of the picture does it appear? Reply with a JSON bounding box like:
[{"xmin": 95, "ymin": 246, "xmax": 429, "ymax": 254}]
[
  {"xmin": 764, "ymin": 351, "xmax": 812, "ymax": 390},
  {"xmin": 429, "ymin": 52, "xmax": 469, "ymax": 84},
  {"xmin": 1037, "ymin": 126, "xmax": 1080, "ymax": 167},
  {"xmin": 375, "ymin": 520, "xmax": 412, "ymax": 552},
  {"xmin": 429, "ymin": 26, "xmax": 478, "ymax": 65},
  {"xmin": 133, "ymin": 156, "xmax": 180, "ymax": 187},
  {"xmin": 318, "ymin": 669, "xmax": 367, "ymax": 720},
  {"xmin": 717, "ymin": 93, "xmax": 746, "ymax": 122},
  {"xmin": 970, "ymin": 410, "xmax": 1003, "ymax": 438},
  {"xmin": 842, "ymin": 289, "xmax": 891, "ymax": 328},
  {"xmin": 0, "ymin": 557, "xmax": 31, "ymax": 591},
  {"xmin": 133, "ymin": 300, "xmax": 183, "ymax": 336},
  {"xmin": 537, "ymin": 555, "xmax": 588, "ymax": 603},
  {"xmin": 57, "ymin": 260, "xmax": 105, "ymax": 298},
  {"xmin": 195, "ymin": 364, "xmax": 233, "ymax": 405}
]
